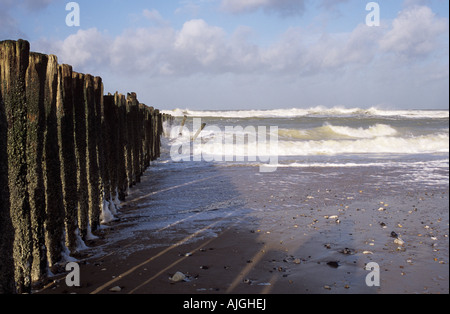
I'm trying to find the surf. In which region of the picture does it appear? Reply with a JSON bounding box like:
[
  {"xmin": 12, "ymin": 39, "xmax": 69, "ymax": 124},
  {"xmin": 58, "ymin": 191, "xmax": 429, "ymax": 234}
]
[{"xmin": 162, "ymin": 107, "xmax": 450, "ymax": 119}]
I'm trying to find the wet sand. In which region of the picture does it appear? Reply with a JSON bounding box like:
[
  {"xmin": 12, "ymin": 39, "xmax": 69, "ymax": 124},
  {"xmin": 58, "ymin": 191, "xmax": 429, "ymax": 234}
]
[{"xmin": 37, "ymin": 162, "xmax": 449, "ymax": 294}]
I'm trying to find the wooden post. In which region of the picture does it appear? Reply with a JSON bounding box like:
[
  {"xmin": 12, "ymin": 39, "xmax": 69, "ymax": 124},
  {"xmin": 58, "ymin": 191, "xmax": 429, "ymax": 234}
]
[
  {"xmin": 25, "ymin": 52, "xmax": 48, "ymax": 283},
  {"xmin": 115, "ymin": 93, "xmax": 128, "ymax": 201},
  {"xmin": 85, "ymin": 75, "xmax": 101, "ymax": 232},
  {"xmin": 0, "ymin": 40, "xmax": 175, "ymax": 292},
  {"xmin": 179, "ymin": 115, "xmax": 187, "ymax": 136},
  {"xmin": 57, "ymin": 64, "xmax": 78, "ymax": 252},
  {"xmin": 0, "ymin": 40, "xmax": 16, "ymax": 294},
  {"xmin": 43, "ymin": 54, "xmax": 65, "ymax": 270},
  {"xmin": 1, "ymin": 40, "xmax": 33, "ymax": 293},
  {"xmin": 192, "ymin": 123, "xmax": 207, "ymax": 142},
  {"xmin": 72, "ymin": 72, "xmax": 89, "ymax": 239},
  {"xmin": 103, "ymin": 95, "xmax": 114, "ymax": 200}
]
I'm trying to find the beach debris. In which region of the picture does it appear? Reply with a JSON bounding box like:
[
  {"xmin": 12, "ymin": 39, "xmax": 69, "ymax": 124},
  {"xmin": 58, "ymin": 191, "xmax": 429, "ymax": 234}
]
[
  {"xmin": 380, "ymin": 222, "xmax": 387, "ymax": 228},
  {"xmin": 378, "ymin": 207, "xmax": 386, "ymax": 211},
  {"xmin": 340, "ymin": 248, "xmax": 355, "ymax": 255},
  {"xmin": 390, "ymin": 231, "xmax": 405, "ymax": 246},
  {"xmin": 170, "ymin": 272, "xmax": 186, "ymax": 282},
  {"xmin": 109, "ymin": 286, "xmax": 122, "ymax": 292},
  {"xmin": 394, "ymin": 238, "xmax": 405, "ymax": 246},
  {"xmin": 200, "ymin": 265, "xmax": 209, "ymax": 270},
  {"xmin": 323, "ymin": 285, "xmax": 332, "ymax": 290},
  {"xmin": 324, "ymin": 243, "xmax": 331, "ymax": 249},
  {"xmin": 362, "ymin": 251, "xmax": 373, "ymax": 255},
  {"xmin": 326, "ymin": 261, "xmax": 340, "ymax": 268}
]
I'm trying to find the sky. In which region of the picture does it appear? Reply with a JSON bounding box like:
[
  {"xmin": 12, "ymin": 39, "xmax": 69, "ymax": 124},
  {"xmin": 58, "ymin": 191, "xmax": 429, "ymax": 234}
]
[{"xmin": 1, "ymin": 0, "xmax": 449, "ymax": 110}]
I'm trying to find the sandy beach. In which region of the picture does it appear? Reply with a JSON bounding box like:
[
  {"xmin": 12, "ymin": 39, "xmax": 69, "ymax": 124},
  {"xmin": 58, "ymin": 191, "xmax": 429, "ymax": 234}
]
[{"xmin": 37, "ymin": 159, "xmax": 449, "ymax": 295}]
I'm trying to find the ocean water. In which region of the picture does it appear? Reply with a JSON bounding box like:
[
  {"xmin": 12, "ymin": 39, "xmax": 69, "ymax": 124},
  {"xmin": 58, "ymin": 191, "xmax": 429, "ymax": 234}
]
[
  {"xmin": 162, "ymin": 107, "xmax": 449, "ymax": 188},
  {"xmin": 104, "ymin": 107, "xmax": 449, "ymax": 251},
  {"xmin": 89, "ymin": 107, "xmax": 448, "ymax": 294}
]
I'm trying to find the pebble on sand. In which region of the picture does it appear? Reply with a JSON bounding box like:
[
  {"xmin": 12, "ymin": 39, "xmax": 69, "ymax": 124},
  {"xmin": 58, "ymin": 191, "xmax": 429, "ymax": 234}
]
[
  {"xmin": 170, "ymin": 272, "xmax": 186, "ymax": 282},
  {"xmin": 109, "ymin": 286, "xmax": 122, "ymax": 292}
]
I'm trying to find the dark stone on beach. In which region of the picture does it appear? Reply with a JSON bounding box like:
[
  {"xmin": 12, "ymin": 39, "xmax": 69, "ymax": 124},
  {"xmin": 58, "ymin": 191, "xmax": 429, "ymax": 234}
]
[
  {"xmin": 327, "ymin": 261, "xmax": 340, "ymax": 268},
  {"xmin": 391, "ymin": 231, "xmax": 399, "ymax": 238}
]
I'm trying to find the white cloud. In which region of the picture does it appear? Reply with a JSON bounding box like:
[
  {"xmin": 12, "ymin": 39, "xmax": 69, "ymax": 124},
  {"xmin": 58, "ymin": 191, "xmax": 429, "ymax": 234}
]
[
  {"xmin": 34, "ymin": 28, "xmax": 111, "ymax": 72},
  {"xmin": 111, "ymin": 26, "xmax": 176, "ymax": 76},
  {"xmin": 35, "ymin": 4, "xmax": 447, "ymax": 79},
  {"xmin": 30, "ymin": 4, "xmax": 448, "ymax": 109},
  {"xmin": 174, "ymin": 19, "xmax": 228, "ymax": 68},
  {"xmin": 379, "ymin": 5, "xmax": 448, "ymax": 58}
]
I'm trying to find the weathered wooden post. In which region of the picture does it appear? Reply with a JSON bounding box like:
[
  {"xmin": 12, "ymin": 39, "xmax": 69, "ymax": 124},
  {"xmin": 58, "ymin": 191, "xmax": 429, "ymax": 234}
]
[
  {"xmin": 72, "ymin": 72, "xmax": 89, "ymax": 239},
  {"xmin": 115, "ymin": 93, "xmax": 128, "ymax": 200},
  {"xmin": 85, "ymin": 74, "xmax": 101, "ymax": 232},
  {"xmin": 43, "ymin": 54, "xmax": 65, "ymax": 270},
  {"xmin": 93, "ymin": 77, "xmax": 109, "ymax": 224},
  {"xmin": 143, "ymin": 106, "xmax": 152, "ymax": 169},
  {"xmin": 0, "ymin": 40, "xmax": 33, "ymax": 293},
  {"xmin": 57, "ymin": 64, "xmax": 79, "ymax": 252},
  {"xmin": 0, "ymin": 41, "xmax": 16, "ymax": 294},
  {"xmin": 179, "ymin": 115, "xmax": 187, "ymax": 136},
  {"xmin": 148, "ymin": 106, "xmax": 156, "ymax": 161},
  {"xmin": 26, "ymin": 52, "xmax": 48, "ymax": 283},
  {"xmin": 192, "ymin": 123, "xmax": 207, "ymax": 141},
  {"xmin": 130, "ymin": 94, "xmax": 140, "ymax": 185},
  {"xmin": 138, "ymin": 104, "xmax": 145, "ymax": 180},
  {"xmin": 154, "ymin": 109, "xmax": 162, "ymax": 159},
  {"xmin": 102, "ymin": 94, "xmax": 116, "ymax": 221},
  {"xmin": 125, "ymin": 94, "xmax": 134, "ymax": 187},
  {"xmin": 0, "ymin": 39, "xmax": 174, "ymax": 292}
]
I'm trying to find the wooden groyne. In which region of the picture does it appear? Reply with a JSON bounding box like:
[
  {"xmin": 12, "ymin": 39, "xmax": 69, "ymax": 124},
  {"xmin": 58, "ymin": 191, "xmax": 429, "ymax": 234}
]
[{"xmin": 0, "ymin": 39, "xmax": 173, "ymax": 294}]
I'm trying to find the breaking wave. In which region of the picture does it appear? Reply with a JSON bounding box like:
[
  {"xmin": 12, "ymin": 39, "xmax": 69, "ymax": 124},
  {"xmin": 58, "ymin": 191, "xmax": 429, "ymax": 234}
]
[{"xmin": 163, "ymin": 107, "xmax": 449, "ymax": 119}]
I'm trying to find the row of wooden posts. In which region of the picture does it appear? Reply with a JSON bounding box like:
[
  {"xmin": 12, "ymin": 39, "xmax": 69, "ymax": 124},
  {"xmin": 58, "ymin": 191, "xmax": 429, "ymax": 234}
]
[{"xmin": 0, "ymin": 40, "xmax": 173, "ymax": 293}]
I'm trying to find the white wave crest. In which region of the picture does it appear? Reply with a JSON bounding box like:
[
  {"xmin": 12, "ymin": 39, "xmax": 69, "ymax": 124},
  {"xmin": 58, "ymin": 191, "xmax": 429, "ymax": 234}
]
[{"xmin": 162, "ymin": 107, "xmax": 449, "ymax": 119}]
